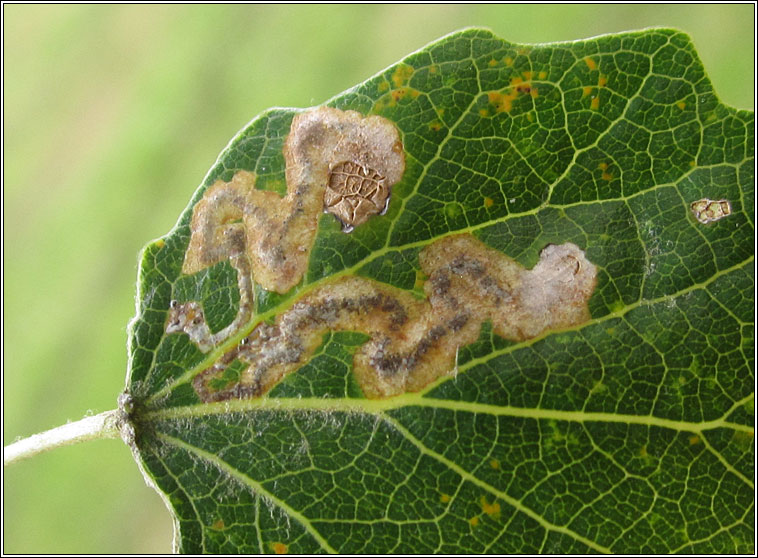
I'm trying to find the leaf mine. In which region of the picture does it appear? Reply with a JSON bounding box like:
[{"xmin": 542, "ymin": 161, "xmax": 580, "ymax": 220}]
[
  {"xmin": 125, "ymin": 29, "xmax": 754, "ymax": 554},
  {"xmin": 166, "ymin": 106, "xmax": 598, "ymax": 401},
  {"xmin": 188, "ymin": 234, "xmax": 596, "ymax": 400},
  {"xmin": 182, "ymin": 106, "xmax": 405, "ymax": 295},
  {"xmin": 690, "ymin": 198, "xmax": 732, "ymax": 224}
]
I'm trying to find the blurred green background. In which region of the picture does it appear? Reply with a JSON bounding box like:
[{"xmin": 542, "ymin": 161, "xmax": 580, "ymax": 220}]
[{"xmin": 3, "ymin": 4, "xmax": 753, "ymax": 553}]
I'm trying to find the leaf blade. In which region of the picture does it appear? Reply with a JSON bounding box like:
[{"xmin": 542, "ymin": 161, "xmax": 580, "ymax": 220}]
[{"xmin": 126, "ymin": 27, "xmax": 754, "ymax": 553}]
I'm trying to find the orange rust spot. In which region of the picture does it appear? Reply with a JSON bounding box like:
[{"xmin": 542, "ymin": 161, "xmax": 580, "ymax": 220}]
[
  {"xmin": 538, "ymin": 70, "xmax": 547, "ymax": 79},
  {"xmin": 584, "ymin": 57, "xmax": 597, "ymax": 70},
  {"xmin": 437, "ymin": 108, "xmax": 445, "ymax": 117},
  {"xmin": 490, "ymin": 458, "xmax": 500, "ymax": 469},
  {"xmin": 392, "ymin": 64, "xmax": 414, "ymax": 88},
  {"xmin": 510, "ymin": 76, "xmax": 523, "ymax": 86},
  {"xmin": 488, "ymin": 58, "xmax": 498, "ymax": 67},
  {"xmin": 582, "ymin": 86, "xmax": 593, "ymax": 98},
  {"xmin": 469, "ymin": 516, "xmax": 480, "ymax": 527},
  {"xmin": 211, "ymin": 519, "xmax": 225, "ymax": 530},
  {"xmin": 410, "ymin": 89, "xmax": 420, "ymax": 99},
  {"xmin": 484, "ymin": 197, "xmax": 494, "ymax": 208},
  {"xmin": 522, "ymin": 71, "xmax": 533, "ymax": 80},
  {"xmin": 689, "ymin": 160, "xmax": 697, "ymax": 167},
  {"xmin": 602, "ymin": 171, "xmax": 613, "ymax": 181},
  {"xmin": 503, "ymin": 56, "xmax": 513, "ymax": 66},
  {"xmin": 517, "ymin": 47, "xmax": 529, "ymax": 55},
  {"xmin": 429, "ymin": 64, "xmax": 438, "ymax": 74},
  {"xmin": 526, "ymin": 112, "xmax": 534, "ymax": 122},
  {"xmin": 488, "ymin": 90, "xmax": 518, "ymax": 113},
  {"xmin": 590, "ymin": 96, "xmax": 600, "ymax": 110},
  {"xmin": 479, "ymin": 108, "xmax": 490, "ymax": 118},
  {"xmin": 378, "ymin": 81, "xmax": 389, "ymax": 92},
  {"xmin": 598, "ymin": 162, "xmax": 608, "ymax": 170},
  {"xmin": 480, "ymin": 496, "xmax": 501, "ymax": 516},
  {"xmin": 271, "ymin": 542, "xmax": 288, "ymax": 554},
  {"xmin": 677, "ymin": 101, "xmax": 686, "ymax": 110},
  {"xmin": 735, "ymin": 429, "xmax": 754, "ymax": 442},
  {"xmin": 391, "ymin": 89, "xmax": 407, "ymax": 102},
  {"xmin": 429, "ymin": 120, "xmax": 443, "ymax": 132},
  {"xmin": 440, "ymin": 493, "xmax": 451, "ymax": 503},
  {"xmin": 155, "ymin": 239, "xmax": 165, "ymax": 248},
  {"xmin": 689, "ymin": 435, "xmax": 700, "ymax": 445},
  {"xmin": 598, "ymin": 75, "xmax": 607, "ymax": 87},
  {"xmin": 530, "ymin": 87, "xmax": 539, "ymax": 99}
]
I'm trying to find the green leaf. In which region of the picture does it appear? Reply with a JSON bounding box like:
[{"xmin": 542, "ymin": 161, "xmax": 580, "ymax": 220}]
[{"xmin": 125, "ymin": 28, "xmax": 754, "ymax": 553}]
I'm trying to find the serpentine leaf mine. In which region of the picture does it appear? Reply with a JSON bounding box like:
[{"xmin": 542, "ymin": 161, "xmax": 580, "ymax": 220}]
[{"xmin": 167, "ymin": 107, "xmax": 597, "ymax": 400}]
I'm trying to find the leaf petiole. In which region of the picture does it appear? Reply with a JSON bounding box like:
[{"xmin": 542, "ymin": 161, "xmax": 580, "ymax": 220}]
[{"xmin": 4, "ymin": 410, "xmax": 122, "ymax": 466}]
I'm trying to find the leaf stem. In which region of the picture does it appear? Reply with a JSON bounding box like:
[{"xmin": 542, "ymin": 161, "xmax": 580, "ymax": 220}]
[{"xmin": 4, "ymin": 410, "xmax": 121, "ymax": 466}]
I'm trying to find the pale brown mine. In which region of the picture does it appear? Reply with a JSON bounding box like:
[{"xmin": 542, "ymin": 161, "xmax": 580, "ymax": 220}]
[
  {"xmin": 181, "ymin": 106, "xmax": 405, "ymax": 294},
  {"xmin": 166, "ymin": 107, "xmax": 598, "ymax": 400}
]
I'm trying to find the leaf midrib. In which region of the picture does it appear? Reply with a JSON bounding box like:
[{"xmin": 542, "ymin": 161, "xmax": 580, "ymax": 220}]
[{"xmin": 145, "ymin": 390, "xmax": 754, "ymax": 436}]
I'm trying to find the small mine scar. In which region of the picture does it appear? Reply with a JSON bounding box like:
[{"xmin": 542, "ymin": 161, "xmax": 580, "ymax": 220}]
[{"xmin": 691, "ymin": 198, "xmax": 731, "ymax": 224}]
